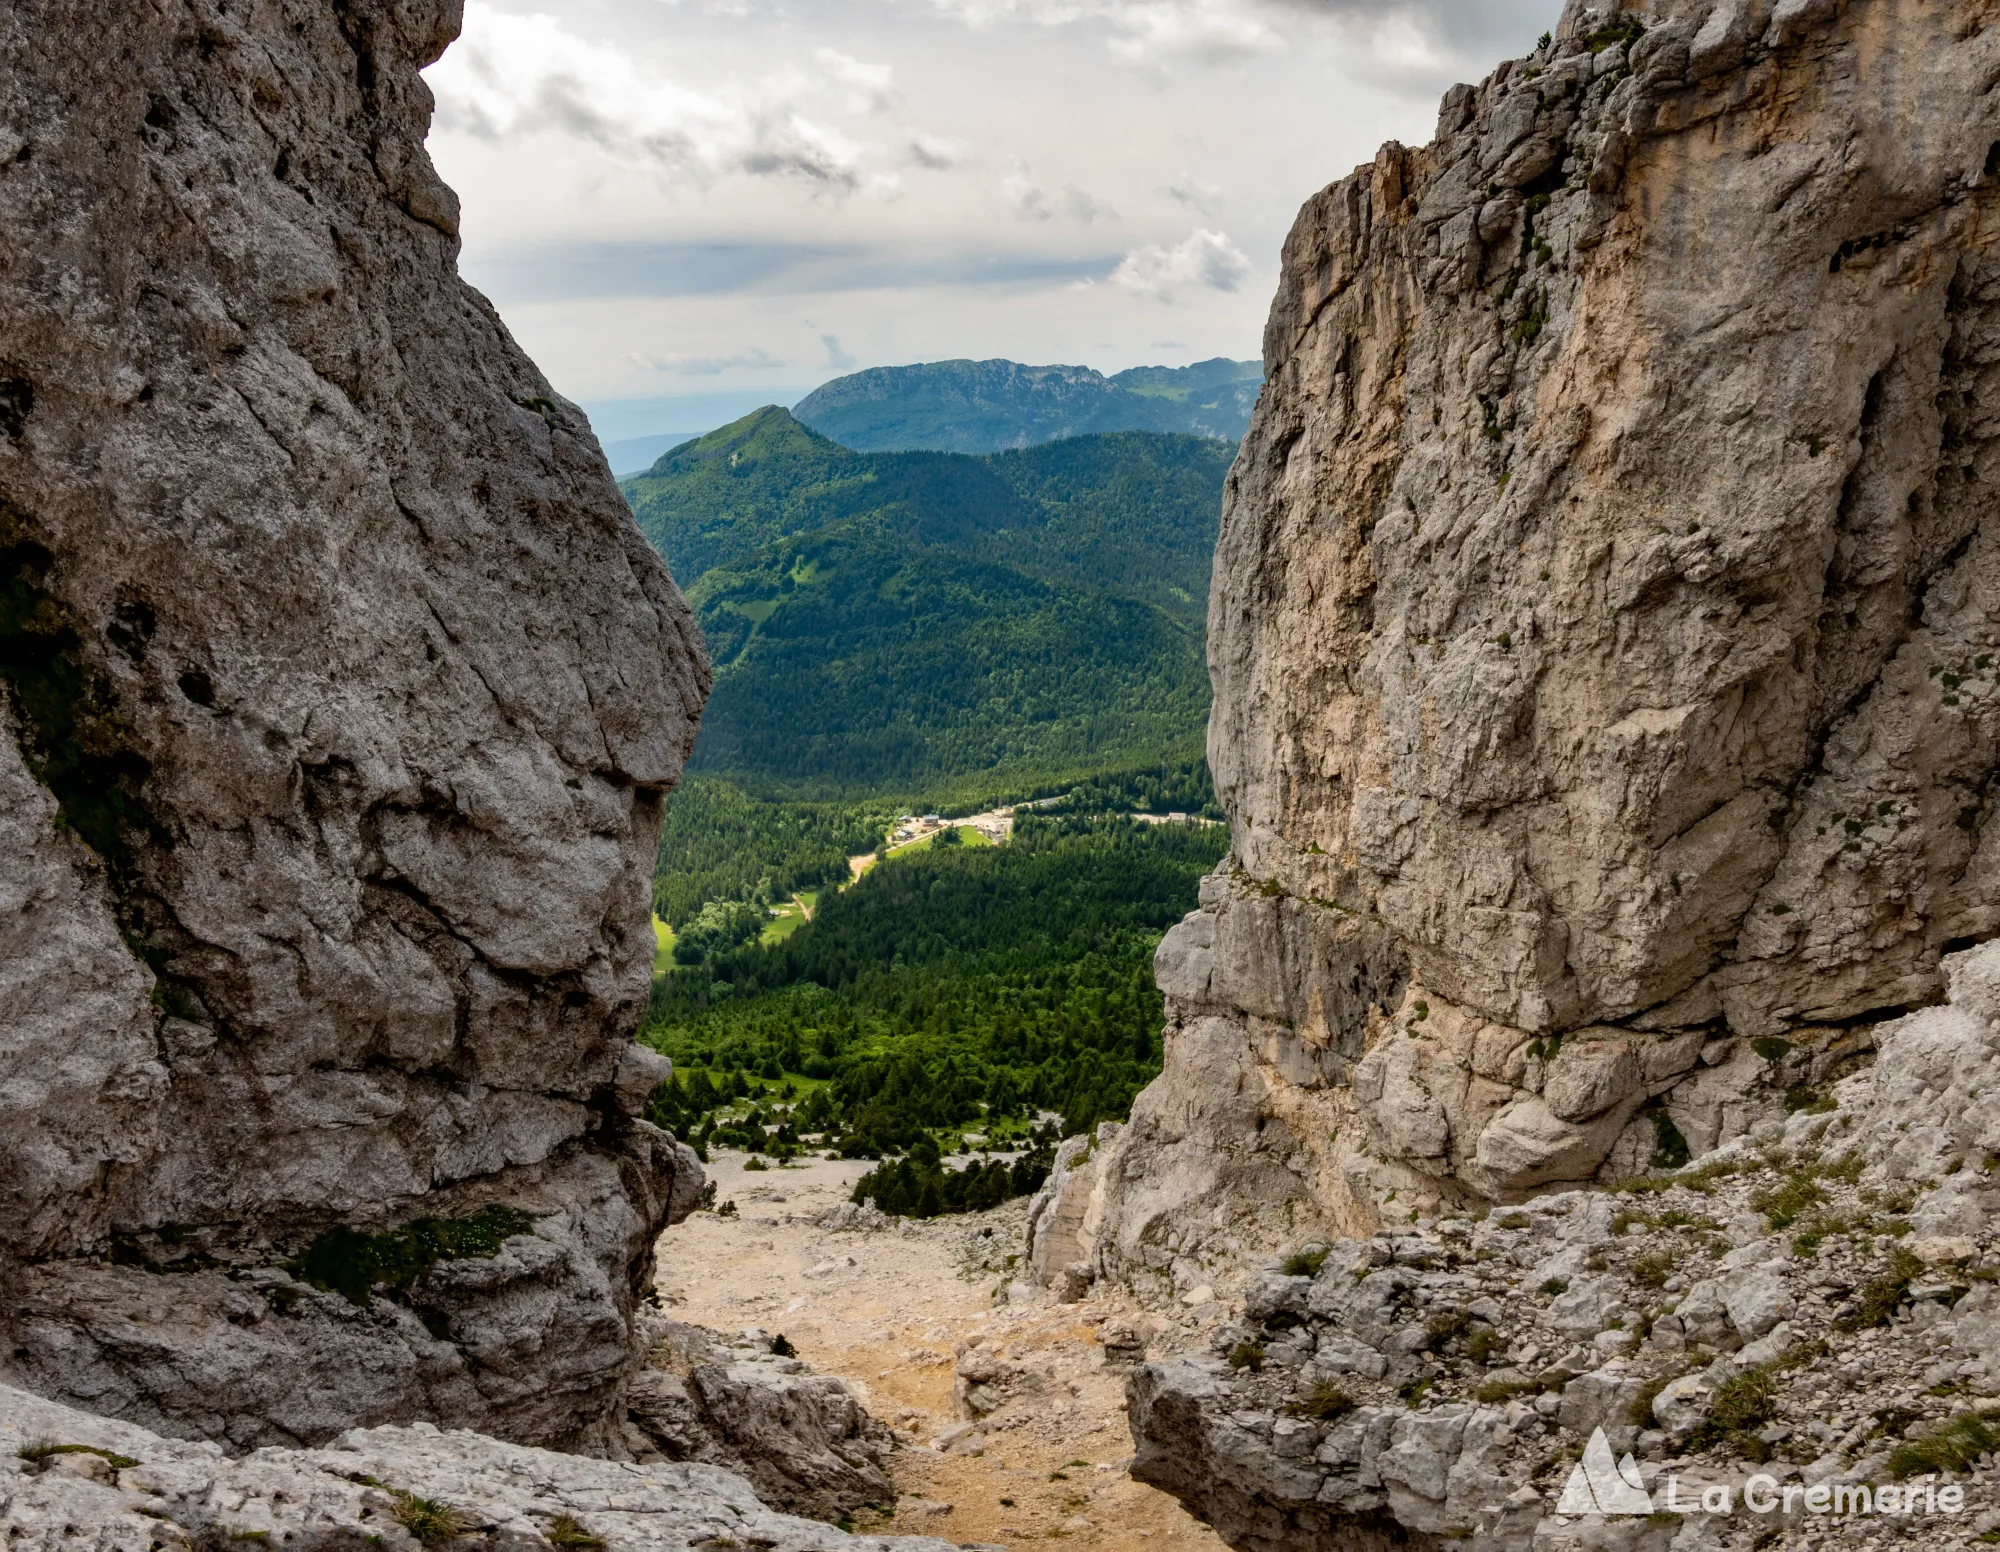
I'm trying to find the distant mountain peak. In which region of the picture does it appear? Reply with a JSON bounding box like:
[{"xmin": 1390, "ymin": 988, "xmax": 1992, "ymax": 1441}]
[{"xmin": 793, "ymin": 356, "xmax": 1262, "ymax": 455}]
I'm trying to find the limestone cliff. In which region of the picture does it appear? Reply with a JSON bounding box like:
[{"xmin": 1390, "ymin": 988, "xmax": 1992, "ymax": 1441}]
[
  {"xmin": 0, "ymin": 0, "xmax": 708, "ymax": 1449},
  {"xmin": 1031, "ymin": 0, "xmax": 2000, "ymax": 1300}
]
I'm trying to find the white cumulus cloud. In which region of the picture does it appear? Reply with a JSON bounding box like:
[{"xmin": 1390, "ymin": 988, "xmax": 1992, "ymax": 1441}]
[
  {"xmin": 427, "ymin": 3, "xmax": 875, "ymax": 191},
  {"xmin": 1110, "ymin": 228, "xmax": 1253, "ymax": 301},
  {"xmin": 893, "ymin": 0, "xmax": 1279, "ymax": 61},
  {"xmin": 624, "ymin": 347, "xmax": 788, "ymax": 375}
]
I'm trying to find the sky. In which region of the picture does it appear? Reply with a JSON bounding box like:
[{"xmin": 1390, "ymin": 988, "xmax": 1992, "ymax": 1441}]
[{"xmin": 421, "ymin": 0, "xmax": 1564, "ymax": 441}]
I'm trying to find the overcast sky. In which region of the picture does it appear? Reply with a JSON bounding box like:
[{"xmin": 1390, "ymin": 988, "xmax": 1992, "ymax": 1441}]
[{"xmin": 422, "ymin": 0, "xmax": 1563, "ymax": 440}]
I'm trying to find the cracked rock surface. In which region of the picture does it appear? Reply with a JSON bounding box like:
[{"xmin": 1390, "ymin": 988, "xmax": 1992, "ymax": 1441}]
[
  {"xmin": 1127, "ymin": 942, "xmax": 2000, "ymax": 1549},
  {"xmin": 1030, "ymin": 0, "xmax": 2000, "ymax": 1300},
  {"xmin": 0, "ymin": 1380, "xmax": 952, "ymax": 1552},
  {"xmin": 0, "ymin": 0, "xmax": 708, "ymax": 1449}
]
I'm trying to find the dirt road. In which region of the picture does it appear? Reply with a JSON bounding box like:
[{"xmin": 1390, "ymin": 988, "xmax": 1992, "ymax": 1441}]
[{"xmin": 653, "ymin": 1151, "xmax": 1230, "ymax": 1552}]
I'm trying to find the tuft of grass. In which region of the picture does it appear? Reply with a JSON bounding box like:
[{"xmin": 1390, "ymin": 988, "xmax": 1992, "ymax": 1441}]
[
  {"xmin": 1887, "ymin": 1414, "xmax": 1997, "ymax": 1479},
  {"xmin": 1398, "ymin": 1375, "xmax": 1434, "ymax": 1408},
  {"xmin": 1227, "ymin": 1340, "xmax": 1266, "ymax": 1372},
  {"xmin": 1279, "ymin": 1246, "xmax": 1330, "ymax": 1278},
  {"xmin": 1426, "ymin": 1310, "xmax": 1471, "ymax": 1345},
  {"xmin": 1840, "ymin": 1248, "xmax": 1924, "ymax": 1330},
  {"xmin": 1630, "ymin": 1251, "xmax": 1675, "ymax": 1288},
  {"xmin": 543, "ymin": 1515, "xmax": 605, "ymax": 1548},
  {"xmin": 1475, "ymin": 1378, "xmax": 1537, "ymax": 1405},
  {"xmin": 1627, "ymin": 1375, "xmax": 1671, "ymax": 1429},
  {"xmin": 1286, "ymin": 1382, "xmax": 1355, "ymax": 1422},
  {"xmin": 1690, "ymin": 1366, "xmax": 1777, "ymax": 1460},
  {"xmin": 1495, "ymin": 1212, "xmax": 1532, "ymax": 1230},
  {"xmin": 390, "ymin": 1491, "xmax": 472, "ymax": 1545},
  {"xmin": 1751, "ymin": 1171, "xmax": 1824, "ymax": 1229},
  {"xmin": 1540, "ymin": 1277, "xmax": 1570, "ymax": 1296},
  {"xmin": 17, "ymin": 1441, "xmax": 140, "ymax": 1470},
  {"xmin": 1464, "ymin": 1326, "xmax": 1504, "ymax": 1365}
]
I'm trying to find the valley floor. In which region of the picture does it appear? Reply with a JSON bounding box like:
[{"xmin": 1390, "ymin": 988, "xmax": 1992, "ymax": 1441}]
[{"xmin": 653, "ymin": 1152, "xmax": 1228, "ymax": 1552}]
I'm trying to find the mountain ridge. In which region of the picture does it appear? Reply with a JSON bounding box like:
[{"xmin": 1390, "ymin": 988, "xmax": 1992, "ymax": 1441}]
[
  {"xmin": 622, "ymin": 408, "xmax": 1229, "ymax": 801},
  {"xmin": 791, "ymin": 356, "xmax": 1261, "ymax": 454}
]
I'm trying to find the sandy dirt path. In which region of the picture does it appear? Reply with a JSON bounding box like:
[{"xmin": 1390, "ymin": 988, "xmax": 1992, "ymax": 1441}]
[{"xmin": 653, "ymin": 1152, "xmax": 1231, "ymax": 1552}]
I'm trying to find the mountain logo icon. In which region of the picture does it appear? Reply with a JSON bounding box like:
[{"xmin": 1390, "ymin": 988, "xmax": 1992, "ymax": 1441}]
[{"xmin": 1554, "ymin": 1428, "xmax": 1655, "ymax": 1516}]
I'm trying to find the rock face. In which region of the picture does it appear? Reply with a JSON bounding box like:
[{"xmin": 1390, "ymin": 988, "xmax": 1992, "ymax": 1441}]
[
  {"xmin": 626, "ymin": 1317, "xmax": 897, "ymax": 1521},
  {"xmin": 1129, "ymin": 941, "xmax": 2000, "ymax": 1549},
  {"xmin": 0, "ymin": 1380, "xmax": 952, "ymax": 1552},
  {"xmin": 1030, "ymin": 0, "xmax": 2000, "ymax": 1301},
  {"xmin": 0, "ymin": 0, "xmax": 708, "ymax": 1449}
]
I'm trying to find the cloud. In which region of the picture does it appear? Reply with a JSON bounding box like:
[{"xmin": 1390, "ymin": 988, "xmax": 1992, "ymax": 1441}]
[
  {"xmin": 815, "ymin": 48, "xmax": 901, "ymax": 113},
  {"xmin": 822, "ymin": 333, "xmax": 859, "ymax": 369},
  {"xmin": 906, "ymin": 133, "xmax": 966, "ymax": 169},
  {"xmin": 1110, "ymin": 228, "xmax": 1253, "ymax": 301},
  {"xmin": 461, "ymin": 240, "xmax": 1120, "ymax": 303},
  {"xmin": 884, "ymin": 0, "xmax": 1559, "ymax": 78},
  {"xmin": 1063, "ymin": 187, "xmax": 1117, "ymax": 223},
  {"xmin": 1164, "ymin": 174, "xmax": 1224, "ymax": 217},
  {"xmin": 624, "ymin": 347, "xmax": 788, "ymax": 375},
  {"xmin": 428, "ymin": 3, "xmax": 870, "ymax": 190},
  {"xmin": 894, "ymin": 0, "xmax": 1279, "ymax": 61},
  {"xmin": 1001, "ymin": 165, "xmax": 1113, "ymax": 223}
]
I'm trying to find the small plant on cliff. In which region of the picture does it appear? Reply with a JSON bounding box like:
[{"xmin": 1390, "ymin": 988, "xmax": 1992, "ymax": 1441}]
[
  {"xmin": 1888, "ymin": 1415, "xmax": 1998, "ymax": 1478},
  {"xmin": 1690, "ymin": 1367, "xmax": 1778, "ymax": 1459},
  {"xmin": 1750, "ymin": 1171, "xmax": 1824, "ymax": 1230},
  {"xmin": 1626, "ymin": 1375, "xmax": 1672, "ymax": 1429},
  {"xmin": 1227, "ymin": 1340, "xmax": 1267, "ymax": 1372},
  {"xmin": 1842, "ymin": 1247, "xmax": 1925, "ymax": 1330},
  {"xmin": 292, "ymin": 1206, "xmax": 538, "ymax": 1308},
  {"xmin": 1286, "ymin": 1381, "xmax": 1356, "ymax": 1422},
  {"xmin": 389, "ymin": 1491, "xmax": 471, "ymax": 1545},
  {"xmin": 18, "ymin": 1441, "xmax": 139, "ymax": 1470},
  {"xmin": 542, "ymin": 1516, "xmax": 605, "ymax": 1549},
  {"xmin": 1279, "ymin": 1246, "xmax": 1330, "ymax": 1278}
]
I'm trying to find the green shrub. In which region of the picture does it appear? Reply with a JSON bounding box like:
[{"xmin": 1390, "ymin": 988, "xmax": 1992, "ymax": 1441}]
[
  {"xmin": 1227, "ymin": 1340, "xmax": 1266, "ymax": 1372},
  {"xmin": 1279, "ymin": 1247, "xmax": 1330, "ymax": 1278},
  {"xmin": 294, "ymin": 1206, "xmax": 538, "ymax": 1307}
]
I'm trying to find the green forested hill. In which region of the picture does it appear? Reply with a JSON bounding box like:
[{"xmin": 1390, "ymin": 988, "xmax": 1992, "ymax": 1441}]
[
  {"xmin": 643, "ymin": 812, "xmax": 1231, "ymax": 1154},
  {"xmin": 789, "ymin": 357, "xmax": 1262, "ymax": 454},
  {"xmin": 622, "ymin": 410, "xmax": 1230, "ymax": 800}
]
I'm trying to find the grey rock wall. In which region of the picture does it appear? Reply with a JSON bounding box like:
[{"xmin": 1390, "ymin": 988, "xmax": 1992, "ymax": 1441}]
[
  {"xmin": 1127, "ymin": 940, "xmax": 2000, "ymax": 1551},
  {"xmin": 0, "ymin": 0, "xmax": 708, "ymax": 1449},
  {"xmin": 1030, "ymin": 0, "xmax": 2000, "ymax": 1297}
]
